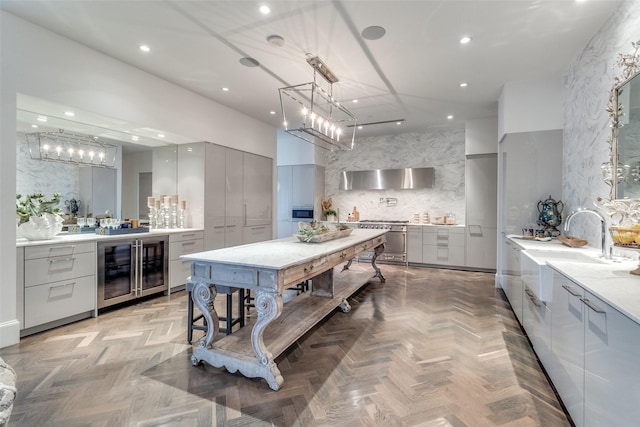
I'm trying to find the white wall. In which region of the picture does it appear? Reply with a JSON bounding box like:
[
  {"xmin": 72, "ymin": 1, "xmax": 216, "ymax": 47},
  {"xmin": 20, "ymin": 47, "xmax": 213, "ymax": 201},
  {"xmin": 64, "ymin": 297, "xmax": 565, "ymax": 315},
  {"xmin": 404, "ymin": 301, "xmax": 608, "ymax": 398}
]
[
  {"xmin": 563, "ymin": 0, "xmax": 640, "ymax": 246},
  {"xmin": 276, "ymin": 130, "xmax": 316, "ymax": 166},
  {"xmin": 0, "ymin": 11, "xmax": 277, "ymax": 348},
  {"xmin": 466, "ymin": 117, "xmax": 498, "ymax": 155},
  {"xmin": 498, "ymin": 77, "xmax": 566, "ymax": 141}
]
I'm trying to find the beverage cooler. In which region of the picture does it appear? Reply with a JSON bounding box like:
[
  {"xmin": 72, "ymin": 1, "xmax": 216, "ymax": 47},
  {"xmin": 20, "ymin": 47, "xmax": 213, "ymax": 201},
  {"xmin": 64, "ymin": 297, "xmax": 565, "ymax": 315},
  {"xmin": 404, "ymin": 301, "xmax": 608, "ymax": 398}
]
[{"xmin": 97, "ymin": 235, "xmax": 168, "ymax": 309}]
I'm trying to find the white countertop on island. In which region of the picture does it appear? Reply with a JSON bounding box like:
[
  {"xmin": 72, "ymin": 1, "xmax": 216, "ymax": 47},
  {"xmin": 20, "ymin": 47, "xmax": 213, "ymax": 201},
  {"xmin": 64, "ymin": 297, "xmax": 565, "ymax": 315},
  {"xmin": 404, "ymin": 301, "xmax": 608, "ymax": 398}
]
[{"xmin": 181, "ymin": 228, "xmax": 387, "ymax": 270}]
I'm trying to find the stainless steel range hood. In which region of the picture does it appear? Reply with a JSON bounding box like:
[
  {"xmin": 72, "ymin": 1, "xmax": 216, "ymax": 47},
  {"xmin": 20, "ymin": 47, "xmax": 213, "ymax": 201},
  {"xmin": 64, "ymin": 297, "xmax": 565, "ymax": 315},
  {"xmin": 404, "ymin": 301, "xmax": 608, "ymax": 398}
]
[{"xmin": 339, "ymin": 167, "xmax": 434, "ymax": 190}]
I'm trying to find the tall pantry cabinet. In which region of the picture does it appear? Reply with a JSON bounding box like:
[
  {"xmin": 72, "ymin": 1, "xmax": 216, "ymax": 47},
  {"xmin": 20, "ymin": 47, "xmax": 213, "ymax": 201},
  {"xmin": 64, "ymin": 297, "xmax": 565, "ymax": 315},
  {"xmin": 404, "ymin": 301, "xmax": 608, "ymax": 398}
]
[{"xmin": 177, "ymin": 142, "xmax": 273, "ymax": 251}]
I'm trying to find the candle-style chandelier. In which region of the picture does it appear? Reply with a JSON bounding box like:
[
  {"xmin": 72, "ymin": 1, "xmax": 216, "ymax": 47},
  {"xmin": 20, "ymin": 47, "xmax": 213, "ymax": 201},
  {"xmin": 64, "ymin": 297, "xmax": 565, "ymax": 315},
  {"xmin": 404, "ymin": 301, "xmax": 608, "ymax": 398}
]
[
  {"xmin": 25, "ymin": 129, "xmax": 118, "ymax": 168},
  {"xmin": 279, "ymin": 56, "xmax": 357, "ymax": 151}
]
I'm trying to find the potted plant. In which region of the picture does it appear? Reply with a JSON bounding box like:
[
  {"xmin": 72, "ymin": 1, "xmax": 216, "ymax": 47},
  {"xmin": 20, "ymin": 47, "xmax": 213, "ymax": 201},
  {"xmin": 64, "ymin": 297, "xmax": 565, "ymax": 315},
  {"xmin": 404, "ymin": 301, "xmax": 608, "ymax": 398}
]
[
  {"xmin": 16, "ymin": 193, "xmax": 64, "ymax": 240},
  {"xmin": 323, "ymin": 209, "xmax": 337, "ymax": 222}
]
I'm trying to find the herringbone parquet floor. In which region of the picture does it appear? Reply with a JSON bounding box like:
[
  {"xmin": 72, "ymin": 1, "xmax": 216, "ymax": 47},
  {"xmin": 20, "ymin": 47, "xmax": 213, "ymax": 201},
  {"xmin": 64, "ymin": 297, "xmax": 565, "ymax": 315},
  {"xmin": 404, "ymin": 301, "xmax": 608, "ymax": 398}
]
[{"xmin": 1, "ymin": 264, "xmax": 571, "ymax": 427}]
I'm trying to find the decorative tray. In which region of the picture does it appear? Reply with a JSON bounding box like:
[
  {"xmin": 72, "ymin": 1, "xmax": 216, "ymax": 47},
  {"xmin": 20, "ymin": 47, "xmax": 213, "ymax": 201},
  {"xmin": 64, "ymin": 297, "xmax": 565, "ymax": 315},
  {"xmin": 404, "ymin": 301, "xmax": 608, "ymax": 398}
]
[
  {"xmin": 67, "ymin": 225, "xmax": 98, "ymax": 234},
  {"xmin": 558, "ymin": 235, "xmax": 588, "ymax": 248},
  {"xmin": 96, "ymin": 227, "xmax": 149, "ymax": 235},
  {"xmin": 295, "ymin": 221, "xmax": 353, "ymax": 243}
]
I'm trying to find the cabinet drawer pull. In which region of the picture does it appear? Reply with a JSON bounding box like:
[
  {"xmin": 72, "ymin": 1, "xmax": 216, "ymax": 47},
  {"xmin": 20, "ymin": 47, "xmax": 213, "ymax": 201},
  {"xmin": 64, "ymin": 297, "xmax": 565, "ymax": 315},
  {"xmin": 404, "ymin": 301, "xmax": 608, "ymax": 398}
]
[
  {"xmin": 561, "ymin": 284, "xmax": 581, "ymax": 297},
  {"xmin": 50, "ymin": 281, "xmax": 76, "ymax": 289},
  {"xmin": 304, "ymin": 265, "xmax": 314, "ymax": 274},
  {"xmin": 49, "ymin": 245, "xmax": 75, "ymax": 252},
  {"xmin": 340, "ymin": 251, "xmax": 347, "ymax": 259},
  {"xmin": 525, "ymin": 288, "xmax": 542, "ymax": 307},
  {"xmin": 181, "ymin": 241, "xmax": 196, "ymax": 246},
  {"xmin": 581, "ymin": 298, "xmax": 605, "ymax": 314},
  {"xmin": 49, "ymin": 257, "xmax": 75, "ymax": 264},
  {"xmin": 182, "ymin": 233, "xmax": 196, "ymax": 238}
]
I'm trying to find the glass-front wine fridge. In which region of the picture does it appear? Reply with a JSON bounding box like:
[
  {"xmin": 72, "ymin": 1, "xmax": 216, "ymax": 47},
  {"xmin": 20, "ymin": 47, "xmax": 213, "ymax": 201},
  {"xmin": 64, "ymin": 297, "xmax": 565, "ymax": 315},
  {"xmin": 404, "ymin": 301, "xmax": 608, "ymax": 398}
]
[{"xmin": 97, "ymin": 235, "xmax": 168, "ymax": 309}]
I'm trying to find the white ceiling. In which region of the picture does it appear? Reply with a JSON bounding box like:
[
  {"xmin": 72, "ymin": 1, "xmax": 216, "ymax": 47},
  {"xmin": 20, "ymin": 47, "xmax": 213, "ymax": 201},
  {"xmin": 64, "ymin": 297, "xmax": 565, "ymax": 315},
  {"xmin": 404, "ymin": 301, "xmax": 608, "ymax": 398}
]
[{"xmin": 1, "ymin": 0, "xmax": 623, "ymax": 143}]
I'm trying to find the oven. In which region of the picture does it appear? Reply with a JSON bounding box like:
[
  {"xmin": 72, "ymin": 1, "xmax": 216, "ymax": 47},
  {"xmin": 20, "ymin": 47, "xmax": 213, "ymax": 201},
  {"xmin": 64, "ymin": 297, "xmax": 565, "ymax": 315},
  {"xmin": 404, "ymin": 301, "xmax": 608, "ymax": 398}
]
[{"xmin": 357, "ymin": 220, "xmax": 408, "ymax": 265}]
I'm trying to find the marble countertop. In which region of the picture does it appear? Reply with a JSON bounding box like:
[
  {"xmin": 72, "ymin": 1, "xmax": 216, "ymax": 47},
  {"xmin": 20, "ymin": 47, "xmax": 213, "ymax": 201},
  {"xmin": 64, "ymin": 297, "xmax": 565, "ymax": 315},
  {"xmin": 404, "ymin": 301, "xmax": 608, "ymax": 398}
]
[
  {"xmin": 182, "ymin": 228, "xmax": 387, "ymax": 270},
  {"xmin": 508, "ymin": 235, "xmax": 640, "ymax": 325},
  {"xmin": 16, "ymin": 228, "xmax": 204, "ymax": 247}
]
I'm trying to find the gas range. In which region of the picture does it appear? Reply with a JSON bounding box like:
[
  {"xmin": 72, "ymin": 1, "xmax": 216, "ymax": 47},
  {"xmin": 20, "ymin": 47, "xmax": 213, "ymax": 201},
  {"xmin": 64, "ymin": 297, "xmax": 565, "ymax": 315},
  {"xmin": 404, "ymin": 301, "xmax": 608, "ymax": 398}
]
[{"xmin": 357, "ymin": 220, "xmax": 408, "ymax": 265}]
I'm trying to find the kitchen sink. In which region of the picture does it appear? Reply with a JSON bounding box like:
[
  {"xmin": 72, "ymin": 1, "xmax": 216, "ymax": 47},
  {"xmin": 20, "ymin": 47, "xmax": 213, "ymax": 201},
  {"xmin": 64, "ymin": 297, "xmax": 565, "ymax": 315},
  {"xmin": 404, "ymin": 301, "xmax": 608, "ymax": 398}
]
[
  {"xmin": 523, "ymin": 249, "xmax": 607, "ymax": 265},
  {"xmin": 520, "ymin": 249, "xmax": 606, "ymax": 303}
]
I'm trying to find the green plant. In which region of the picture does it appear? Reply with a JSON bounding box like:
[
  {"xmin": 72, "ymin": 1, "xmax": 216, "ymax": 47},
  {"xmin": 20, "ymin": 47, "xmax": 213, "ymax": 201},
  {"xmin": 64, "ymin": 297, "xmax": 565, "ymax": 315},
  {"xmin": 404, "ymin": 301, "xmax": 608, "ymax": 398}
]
[
  {"xmin": 323, "ymin": 209, "xmax": 337, "ymax": 217},
  {"xmin": 16, "ymin": 193, "xmax": 63, "ymax": 224}
]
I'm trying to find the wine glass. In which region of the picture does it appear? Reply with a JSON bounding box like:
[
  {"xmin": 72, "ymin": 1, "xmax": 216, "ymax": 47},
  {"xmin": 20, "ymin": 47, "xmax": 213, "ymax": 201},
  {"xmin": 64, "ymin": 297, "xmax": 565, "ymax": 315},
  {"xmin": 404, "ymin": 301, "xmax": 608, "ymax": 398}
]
[
  {"xmin": 86, "ymin": 217, "xmax": 96, "ymax": 228},
  {"xmin": 76, "ymin": 217, "xmax": 86, "ymax": 228}
]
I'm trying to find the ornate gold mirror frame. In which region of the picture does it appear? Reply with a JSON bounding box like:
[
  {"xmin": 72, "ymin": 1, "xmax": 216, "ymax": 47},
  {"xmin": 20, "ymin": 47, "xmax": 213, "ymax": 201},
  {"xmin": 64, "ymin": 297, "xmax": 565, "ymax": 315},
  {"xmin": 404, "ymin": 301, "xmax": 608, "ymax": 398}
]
[{"xmin": 597, "ymin": 40, "xmax": 640, "ymax": 224}]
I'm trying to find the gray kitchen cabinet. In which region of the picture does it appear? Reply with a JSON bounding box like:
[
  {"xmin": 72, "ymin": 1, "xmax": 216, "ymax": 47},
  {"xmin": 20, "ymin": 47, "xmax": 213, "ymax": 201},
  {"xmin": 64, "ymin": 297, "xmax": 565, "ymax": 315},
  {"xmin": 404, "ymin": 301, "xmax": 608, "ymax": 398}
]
[
  {"xmin": 292, "ymin": 164, "xmax": 315, "ymax": 207},
  {"xmin": 550, "ymin": 272, "xmax": 585, "ymax": 427},
  {"xmin": 502, "ymin": 239, "xmax": 523, "ymax": 323},
  {"xmin": 16, "ymin": 247, "xmax": 24, "ymax": 328},
  {"xmin": 583, "ymin": 290, "xmax": 640, "ymax": 427},
  {"xmin": 243, "ymin": 152, "xmax": 273, "ymax": 227},
  {"xmin": 169, "ymin": 230, "xmax": 204, "ymax": 291},
  {"xmin": 22, "ymin": 241, "xmax": 96, "ymax": 332},
  {"xmin": 225, "ymin": 148, "xmax": 245, "ymax": 247},
  {"xmin": 465, "ymin": 154, "xmax": 497, "ymax": 271},
  {"xmin": 407, "ymin": 225, "xmax": 423, "ymax": 263},
  {"xmin": 204, "ymin": 143, "xmax": 226, "ymax": 250},
  {"xmin": 277, "ymin": 164, "xmax": 325, "ymax": 239},
  {"xmin": 422, "ymin": 226, "xmax": 465, "ymax": 266},
  {"xmin": 190, "ymin": 143, "xmax": 272, "ymax": 249}
]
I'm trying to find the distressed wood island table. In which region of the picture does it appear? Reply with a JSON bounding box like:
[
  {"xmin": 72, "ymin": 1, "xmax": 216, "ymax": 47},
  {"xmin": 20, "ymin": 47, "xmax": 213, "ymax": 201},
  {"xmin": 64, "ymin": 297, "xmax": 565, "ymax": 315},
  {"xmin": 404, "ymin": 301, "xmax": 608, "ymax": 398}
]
[{"xmin": 181, "ymin": 229, "xmax": 387, "ymax": 390}]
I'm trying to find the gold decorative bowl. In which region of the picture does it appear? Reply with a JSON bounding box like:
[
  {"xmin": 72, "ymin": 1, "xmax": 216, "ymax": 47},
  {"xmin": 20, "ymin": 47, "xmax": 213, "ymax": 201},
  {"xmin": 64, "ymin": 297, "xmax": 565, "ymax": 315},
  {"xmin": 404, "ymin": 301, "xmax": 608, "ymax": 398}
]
[{"xmin": 609, "ymin": 226, "xmax": 640, "ymax": 247}]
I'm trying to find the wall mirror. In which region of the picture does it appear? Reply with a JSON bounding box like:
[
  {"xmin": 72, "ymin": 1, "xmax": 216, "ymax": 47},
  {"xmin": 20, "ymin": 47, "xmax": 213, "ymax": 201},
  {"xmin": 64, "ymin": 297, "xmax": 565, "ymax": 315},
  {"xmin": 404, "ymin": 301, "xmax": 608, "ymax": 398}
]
[
  {"xmin": 598, "ymin": 41, "xmax": 640, "ymax": 224},
  {"xmin": 16, "ymin": 94, "xmax": 193, "ymax": 221}
]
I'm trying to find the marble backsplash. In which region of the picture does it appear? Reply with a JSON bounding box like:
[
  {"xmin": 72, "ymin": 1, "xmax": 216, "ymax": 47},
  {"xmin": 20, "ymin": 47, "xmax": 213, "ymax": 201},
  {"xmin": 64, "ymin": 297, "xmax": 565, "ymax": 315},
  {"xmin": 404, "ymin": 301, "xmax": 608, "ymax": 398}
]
[
  {"xmin": 564, "ymin": 0, "xmax": 640, "ymax": 247},
  {"xmin": 16, "ymin": 134, "xmax": 78, "ymax": 214},
  {"xmin": 321, "ymin": 126, "xmax": 466, "ymax": 224}
]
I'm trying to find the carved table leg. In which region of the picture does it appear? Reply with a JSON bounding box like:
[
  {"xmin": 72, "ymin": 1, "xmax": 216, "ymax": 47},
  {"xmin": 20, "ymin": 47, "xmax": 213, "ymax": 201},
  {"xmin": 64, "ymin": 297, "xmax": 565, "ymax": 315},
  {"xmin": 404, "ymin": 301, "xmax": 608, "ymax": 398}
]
[
  {"xmin": 372, "ymin": 244, "xmax": 386, "ymax": 282},
  {"xmin": 341, "ymin": 258, "xmax": 354, "ymax": 271},
  {"xmin": 250, "ymin": 290, "xmax": 284, "ymax": 390},
  {"xmin": 190, "ymin": 281, "xmax": 219, "ymax": 366}
]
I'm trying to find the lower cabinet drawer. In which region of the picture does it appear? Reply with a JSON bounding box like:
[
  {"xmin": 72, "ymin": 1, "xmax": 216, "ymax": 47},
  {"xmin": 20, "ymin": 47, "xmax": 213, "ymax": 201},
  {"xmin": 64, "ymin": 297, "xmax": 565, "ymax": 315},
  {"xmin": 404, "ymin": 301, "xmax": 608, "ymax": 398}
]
[
  {"xmin": 169, "ymin": 239, "xmax": 204, "ymax": 259},
  {"xmin": 24, "ymin": 275, "xmax": 96, "ymax": 328},
  {"xmin": 25, "ymin": 251, "xmax": 96, "ymax": 287}
]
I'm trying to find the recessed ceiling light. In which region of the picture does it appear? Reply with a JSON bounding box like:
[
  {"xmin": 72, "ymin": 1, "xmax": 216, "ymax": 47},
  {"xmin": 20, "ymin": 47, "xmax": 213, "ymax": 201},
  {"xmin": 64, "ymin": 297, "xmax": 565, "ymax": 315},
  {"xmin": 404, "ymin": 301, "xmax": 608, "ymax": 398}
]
[
  {"xmin": 358, "ymin": 125, "xmax": 363, "ymax": 129},
  {"xmin": 362, "ymin": 25, "xmax": 386, "ymax": 41},
  {"xmin": 131, "ymin": 136, "xmax": 139, "ymax": 141},
  {"xmin": 259, "ymin": 5, "xmax": 270, "ymax": 14},
  {"xmin": 447, "ymin": 115, "xmax": 454, "ymax": 120},
  {"xmin": 459, "ymin": 36, "xmax": 471, "ymax": 44},
  {"xmin": 64, "ymin": 111, "xmax": 75, "ymax": 117},
  {"xmin": 266, "ymin": 35, "xmax": 285, "ymax": 47},
  {"xmin": 31, "ymin": 124, "xmax": 38, "ymax": 128},
  {"xmin": 459, "ymin": 82, "xmax": 468, "ymax": 88},
  {"xmin": 222, "ymin": 87, "xmax": 229, "ymax": 92},
  {"xmin": 37, "ymin": 116, "xmax": 47, "ymax": 122},
  {"xmin": 239, "ymin": 57, "xmax": 260, "ymax": 67},
  {"xmin": 158, "ymin": 134, "xmax": 165, "ymax": 138},
  {"xmin": 270, "ymin": 111, "xmax": 276, "ymax": 115},
  {"xmin": 352, "ymin": 99, "xmax": 359, "ymax": 103},
  {"xmin": 139, "ymin": 44, "xmax": 150, "ymax": 52}
]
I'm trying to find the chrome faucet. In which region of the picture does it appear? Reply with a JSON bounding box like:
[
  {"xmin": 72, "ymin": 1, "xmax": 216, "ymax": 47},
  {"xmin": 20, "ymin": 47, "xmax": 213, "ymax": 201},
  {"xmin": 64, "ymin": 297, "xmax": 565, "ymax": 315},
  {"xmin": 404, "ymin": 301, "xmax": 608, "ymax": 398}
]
[{"xmin": 563, "ymin": 208, "xmax": 608, "ymax": 259}]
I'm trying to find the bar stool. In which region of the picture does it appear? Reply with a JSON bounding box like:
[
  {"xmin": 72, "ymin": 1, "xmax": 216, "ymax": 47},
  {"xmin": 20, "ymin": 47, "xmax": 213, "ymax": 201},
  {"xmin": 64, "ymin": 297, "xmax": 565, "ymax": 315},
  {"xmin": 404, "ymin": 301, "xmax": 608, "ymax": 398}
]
[{"xmin": 186, "ymin": 279, "xmax": 245, "ymax": 344}]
